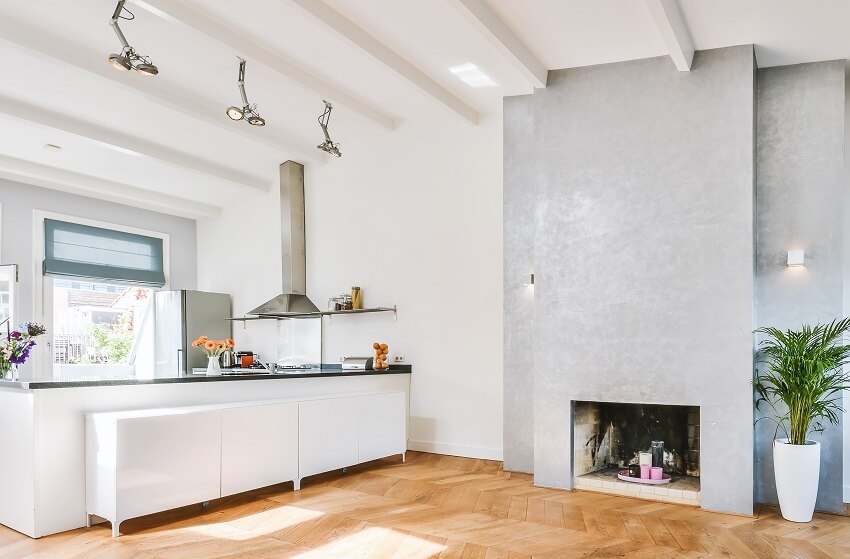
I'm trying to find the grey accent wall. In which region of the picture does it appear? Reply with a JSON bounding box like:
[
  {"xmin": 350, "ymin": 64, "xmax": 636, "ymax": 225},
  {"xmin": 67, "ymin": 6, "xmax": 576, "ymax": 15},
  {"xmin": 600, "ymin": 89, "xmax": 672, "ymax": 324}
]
[
  {"xmin": 504, "ymin": 46, "xmax": 757, "ymax": 515},
  {"xmin": 503, "ymin": 93, "xmax": 536, "ymax": 474},
  {"xmin": 0, "ymin": 179, "xmax": 198, "ymax": 324},
  {"xmin": 844, "ymin": 66, "xmax": 850, "ymax": 506},
  {"xmin": 755, "ymin": 60, "xmax": 845, "ymax": 513}
]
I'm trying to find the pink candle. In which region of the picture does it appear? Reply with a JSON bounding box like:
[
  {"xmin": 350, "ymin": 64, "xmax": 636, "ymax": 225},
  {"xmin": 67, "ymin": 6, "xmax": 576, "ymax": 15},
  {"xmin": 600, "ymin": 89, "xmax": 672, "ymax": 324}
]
[
  {"xmin": 640, "ymin": 465, "xmax": 650, "ymax": 479},
  {"xmin": 650, "ymin": 467, "xmax": 663, "ymax": 480}
]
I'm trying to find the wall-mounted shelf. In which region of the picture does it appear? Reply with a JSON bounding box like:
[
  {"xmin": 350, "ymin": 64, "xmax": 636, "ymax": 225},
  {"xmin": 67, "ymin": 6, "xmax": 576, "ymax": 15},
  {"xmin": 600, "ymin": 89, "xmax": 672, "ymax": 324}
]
[{"xmin": 227, "ymin": 306, "xmax": 397, "ymax": 322}]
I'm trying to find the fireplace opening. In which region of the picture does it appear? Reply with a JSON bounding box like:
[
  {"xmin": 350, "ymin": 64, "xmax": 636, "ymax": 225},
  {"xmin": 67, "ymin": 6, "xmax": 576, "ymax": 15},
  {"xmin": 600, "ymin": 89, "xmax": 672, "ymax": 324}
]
[{"xmin": 573, "ymin": 401, "xmax": 700, "ymax": 505}]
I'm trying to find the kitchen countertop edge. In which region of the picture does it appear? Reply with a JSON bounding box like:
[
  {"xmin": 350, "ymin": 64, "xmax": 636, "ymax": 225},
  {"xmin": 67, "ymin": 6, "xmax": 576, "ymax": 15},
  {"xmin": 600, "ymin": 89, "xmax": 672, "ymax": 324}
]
[{"xmin": 0, "ymin": 365, "xmax": 412, "ymax": 390}]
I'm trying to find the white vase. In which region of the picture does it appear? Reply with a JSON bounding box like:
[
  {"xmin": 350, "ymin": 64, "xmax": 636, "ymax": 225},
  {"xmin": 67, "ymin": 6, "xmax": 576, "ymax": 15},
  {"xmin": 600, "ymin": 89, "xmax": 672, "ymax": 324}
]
[
  {"xmin": 206, "ymin": 355, "xmax": 221, "ymax": 376},
  {"xmin": 773, "ymin": 438, "xmax": 820, "ymax": 522}
]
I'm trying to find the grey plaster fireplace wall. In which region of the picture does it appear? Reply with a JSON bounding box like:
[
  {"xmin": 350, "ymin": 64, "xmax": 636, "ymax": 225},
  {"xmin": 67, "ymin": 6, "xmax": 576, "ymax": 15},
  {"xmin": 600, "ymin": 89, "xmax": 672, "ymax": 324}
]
[
  {"xmin": 503, "ymin": 91, "xmax": 537, "ymax": 474},
  {"xmin": 503, "ymin": 46, "xmax": 757, "ymax": 515},
  {"xmin": 755, "ymin": 60, "xmax": 845, "ymax": 513}
]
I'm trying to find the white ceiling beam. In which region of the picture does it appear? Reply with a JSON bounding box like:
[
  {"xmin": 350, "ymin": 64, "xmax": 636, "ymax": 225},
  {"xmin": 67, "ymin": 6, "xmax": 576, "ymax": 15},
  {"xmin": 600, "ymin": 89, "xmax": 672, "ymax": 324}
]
[
  {"xmin": 133, "ymin": 0, "xmax": 397, "ymax": 130},
  {"xmin": 0, "ymin": 17, "xmax": 321, "ymax": 162},
  {"xmin": 644, "ymin": 0, "xmax": 694, "ymax": 71},
  {"xmin": 0, "ymin": 155, "xmax": 220, "ymax": 220},
  {"xmin": 0, "ymin": 95, "xmax": 269, "ymax": 192},
  {"xmin": 449, "ymin": 0, "xmax": 547, "ymax": 89},
  {"xmin": 286, "ymin": 0, "xmax": 480, "ymax": 124}
]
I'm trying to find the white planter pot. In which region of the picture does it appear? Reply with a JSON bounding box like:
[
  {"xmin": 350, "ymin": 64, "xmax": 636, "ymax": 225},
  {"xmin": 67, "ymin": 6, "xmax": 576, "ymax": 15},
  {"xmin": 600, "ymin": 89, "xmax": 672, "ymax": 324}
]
[{"xmin": 773, "ymin": 438, "xmax": 820, "ymax": 523}]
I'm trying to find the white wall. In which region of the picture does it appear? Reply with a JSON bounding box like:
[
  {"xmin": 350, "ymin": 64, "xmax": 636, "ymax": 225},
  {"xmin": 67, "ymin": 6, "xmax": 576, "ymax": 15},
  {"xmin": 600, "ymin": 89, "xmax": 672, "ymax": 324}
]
[{"xmin": 197, "ymin": 110, "xmax": 504, "ymax": 460}]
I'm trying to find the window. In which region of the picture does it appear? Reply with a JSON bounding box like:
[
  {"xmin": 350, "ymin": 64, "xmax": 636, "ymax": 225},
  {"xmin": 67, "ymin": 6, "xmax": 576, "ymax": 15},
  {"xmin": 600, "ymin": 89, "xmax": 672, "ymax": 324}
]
[
  {"xmin": 0, "ymin": 264, "xmax": 16, "ymax": 330},
  {"xmin": 41, "ymin": 218, "xmax": 167, "ymax": 377},
  {"xmin": 52, "ymin": 280, "xmax": 153, "ymax": 366}
]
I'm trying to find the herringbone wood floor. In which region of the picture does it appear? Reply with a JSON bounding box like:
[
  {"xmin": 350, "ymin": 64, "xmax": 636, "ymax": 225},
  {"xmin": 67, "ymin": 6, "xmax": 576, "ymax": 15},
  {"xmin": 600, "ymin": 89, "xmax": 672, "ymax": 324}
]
[{"xmin": 1, "ymin": 452, "xmax": 849, "ymax": 558}]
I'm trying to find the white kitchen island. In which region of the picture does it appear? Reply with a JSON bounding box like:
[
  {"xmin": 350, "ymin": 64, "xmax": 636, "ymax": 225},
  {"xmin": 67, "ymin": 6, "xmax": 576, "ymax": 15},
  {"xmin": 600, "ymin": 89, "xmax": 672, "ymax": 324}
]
[{"xmin": 0, "ymin": 368, "xmax": 411, "ymax": 538}]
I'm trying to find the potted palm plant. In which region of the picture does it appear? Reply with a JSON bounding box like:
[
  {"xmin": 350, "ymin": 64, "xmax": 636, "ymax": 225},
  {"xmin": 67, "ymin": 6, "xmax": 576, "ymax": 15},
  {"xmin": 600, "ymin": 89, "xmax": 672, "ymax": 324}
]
[{"xmin": 754, "ymin": 318, "xmax": 850, "ymax": 523}]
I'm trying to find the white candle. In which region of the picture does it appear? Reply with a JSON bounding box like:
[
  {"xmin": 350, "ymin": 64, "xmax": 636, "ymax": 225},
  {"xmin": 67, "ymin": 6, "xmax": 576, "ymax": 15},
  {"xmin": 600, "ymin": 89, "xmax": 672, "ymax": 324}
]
[{"xmin": 639, "ymin": 452, "xmax": 652, "ymax": 467}]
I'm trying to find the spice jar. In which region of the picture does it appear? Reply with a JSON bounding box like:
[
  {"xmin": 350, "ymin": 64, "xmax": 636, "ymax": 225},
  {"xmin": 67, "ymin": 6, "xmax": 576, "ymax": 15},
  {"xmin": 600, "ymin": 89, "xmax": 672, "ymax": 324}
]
[{"xmin": 351, "ymin": 286, "xmax": 362, "ymax": 310}]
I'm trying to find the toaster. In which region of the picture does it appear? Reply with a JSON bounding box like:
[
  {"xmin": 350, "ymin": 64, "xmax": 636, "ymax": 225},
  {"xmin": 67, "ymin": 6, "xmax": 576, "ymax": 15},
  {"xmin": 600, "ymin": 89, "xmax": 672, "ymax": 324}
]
[{"xmin": 341, "ymin": 356, "xmax": 374, "ymax": 370}]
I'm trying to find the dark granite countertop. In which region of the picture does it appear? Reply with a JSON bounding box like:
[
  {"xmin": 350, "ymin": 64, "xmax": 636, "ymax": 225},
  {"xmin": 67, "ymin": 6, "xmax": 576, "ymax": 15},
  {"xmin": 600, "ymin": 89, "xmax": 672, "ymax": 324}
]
[{"xmin": 0, "ymin": 364, "xmax": 412, "ymax": 390}]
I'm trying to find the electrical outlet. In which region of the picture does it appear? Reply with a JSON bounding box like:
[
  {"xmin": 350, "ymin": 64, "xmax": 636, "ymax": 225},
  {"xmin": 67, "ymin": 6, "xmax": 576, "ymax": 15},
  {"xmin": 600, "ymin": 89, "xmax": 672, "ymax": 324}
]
[{"xmin": 393, "ymin": 355, "xmax": 405, "ymax": 363}]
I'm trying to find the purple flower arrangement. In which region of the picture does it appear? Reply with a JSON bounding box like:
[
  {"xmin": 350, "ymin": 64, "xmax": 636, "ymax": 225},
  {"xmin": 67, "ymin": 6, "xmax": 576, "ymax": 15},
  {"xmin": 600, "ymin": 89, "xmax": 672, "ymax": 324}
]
[{"xmin": 0, "ymin": 321, "xmax": 46, "ymax": 376}]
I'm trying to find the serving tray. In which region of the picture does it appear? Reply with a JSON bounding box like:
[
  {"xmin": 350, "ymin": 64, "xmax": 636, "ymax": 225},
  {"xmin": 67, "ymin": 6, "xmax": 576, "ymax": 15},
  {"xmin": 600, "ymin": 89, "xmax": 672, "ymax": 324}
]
[{"xmin": 617, "ymin": 469, "xmax": 672, "ymax": 485}]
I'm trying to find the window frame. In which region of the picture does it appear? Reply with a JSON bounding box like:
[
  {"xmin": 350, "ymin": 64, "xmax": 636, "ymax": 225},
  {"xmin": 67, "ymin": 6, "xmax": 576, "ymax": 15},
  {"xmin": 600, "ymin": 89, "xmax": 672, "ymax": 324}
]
[{"xmin": 32, "ymin": 210, "xmax": 170, "ymax": 378}]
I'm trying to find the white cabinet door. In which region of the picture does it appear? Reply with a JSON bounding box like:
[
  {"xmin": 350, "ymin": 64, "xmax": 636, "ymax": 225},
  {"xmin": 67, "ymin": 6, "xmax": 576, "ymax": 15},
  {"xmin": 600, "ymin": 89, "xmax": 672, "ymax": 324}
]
[
  {"xmin": 221, "ymin": 403, "xmax": 298, "ymax": 497},
  {"xmin": 357, "ymin": 392, "xmax": 406, "ymax": 463},
  {"xmin": 116, "ymin": 411, "xmax": 221, "ymax": 523},
  {"xmin": 298, "ymin": 397, "xmax": 359, "ymax": 479}
]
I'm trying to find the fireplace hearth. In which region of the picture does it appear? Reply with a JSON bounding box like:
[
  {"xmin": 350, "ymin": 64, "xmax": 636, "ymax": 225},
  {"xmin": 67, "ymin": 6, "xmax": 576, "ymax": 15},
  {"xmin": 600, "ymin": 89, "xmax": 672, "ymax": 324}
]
[{"xmin": 573, "ymin": 401, "xmax": 700, "ymax": 505}]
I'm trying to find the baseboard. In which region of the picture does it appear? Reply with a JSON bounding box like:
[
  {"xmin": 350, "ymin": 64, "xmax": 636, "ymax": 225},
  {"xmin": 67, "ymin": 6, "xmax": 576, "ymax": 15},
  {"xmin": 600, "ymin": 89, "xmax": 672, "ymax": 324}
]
[{"xmin": 408, "ymin": 439, "xmax": 503, "ymax": 461}]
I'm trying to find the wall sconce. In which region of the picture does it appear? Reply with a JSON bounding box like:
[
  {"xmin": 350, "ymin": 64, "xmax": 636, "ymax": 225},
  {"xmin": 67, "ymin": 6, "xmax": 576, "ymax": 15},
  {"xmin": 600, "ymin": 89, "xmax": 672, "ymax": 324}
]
[
  {"xmin": 787, "ymin": 250, "xmax": 805, "ymax": 267},
  {"xmin": 522, "ymin": 273, "xmax": 535, "ymax": 286}
]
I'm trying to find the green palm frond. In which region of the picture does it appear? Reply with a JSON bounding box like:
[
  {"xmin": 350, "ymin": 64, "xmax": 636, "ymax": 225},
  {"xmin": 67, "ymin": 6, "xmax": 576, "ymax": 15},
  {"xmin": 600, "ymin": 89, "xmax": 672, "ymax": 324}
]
[{"xmin": 754, "ymin": 318, "xmax": 850, "ymax": 445}]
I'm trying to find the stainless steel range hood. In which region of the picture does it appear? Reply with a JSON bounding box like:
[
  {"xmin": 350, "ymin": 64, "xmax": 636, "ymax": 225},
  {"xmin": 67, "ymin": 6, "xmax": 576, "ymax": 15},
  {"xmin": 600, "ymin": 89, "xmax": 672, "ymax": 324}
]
[{"xmin": 248, "ymin": 161, "xmax": 321, "ymax": 316}]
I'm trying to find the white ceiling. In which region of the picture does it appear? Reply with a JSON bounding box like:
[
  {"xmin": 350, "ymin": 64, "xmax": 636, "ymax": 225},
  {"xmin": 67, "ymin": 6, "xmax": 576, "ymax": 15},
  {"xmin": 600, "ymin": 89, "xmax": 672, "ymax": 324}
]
[
  {"xmin": 489, "ymin": 0, "xmax": 669, "ymax": 69},
  {"xmin": 0, "ymin": 0, "xmax": 849, "ymax": 218}
]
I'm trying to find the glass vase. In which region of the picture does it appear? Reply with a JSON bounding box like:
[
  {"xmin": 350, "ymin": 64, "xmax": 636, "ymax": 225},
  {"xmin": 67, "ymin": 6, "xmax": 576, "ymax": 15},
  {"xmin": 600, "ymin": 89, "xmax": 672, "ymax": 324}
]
[
  {"xmin": 651, "ymin": 440, "xmax": 664, "ymax": 470},
  {"xmin": 0, "ymin": 363, "xmax": 19, "ymax": 381},
  {"xmin": 206, "ymin": 355, "xmax": 221, "ymax": 376}
]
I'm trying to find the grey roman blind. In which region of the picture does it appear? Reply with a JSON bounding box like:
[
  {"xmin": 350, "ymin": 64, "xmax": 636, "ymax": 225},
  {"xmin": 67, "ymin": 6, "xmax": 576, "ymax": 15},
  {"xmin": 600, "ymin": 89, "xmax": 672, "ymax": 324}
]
[{"xmin": 43, "ymin": 219, "xmax": 166, "ymax": 288}]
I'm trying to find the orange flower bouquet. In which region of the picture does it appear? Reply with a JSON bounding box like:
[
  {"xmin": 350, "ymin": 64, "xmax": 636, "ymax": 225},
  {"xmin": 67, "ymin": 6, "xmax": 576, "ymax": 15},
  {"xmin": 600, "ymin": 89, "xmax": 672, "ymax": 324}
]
[{"xmin": 191, "ymin": 335, "xmax": 235, "ymax": 357}]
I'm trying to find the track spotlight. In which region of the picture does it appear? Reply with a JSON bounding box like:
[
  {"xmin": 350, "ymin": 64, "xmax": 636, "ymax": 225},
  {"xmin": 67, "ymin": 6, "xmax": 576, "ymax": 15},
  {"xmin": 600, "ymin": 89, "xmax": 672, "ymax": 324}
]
[
  {"xmin": 108, "ymin": 1, "xmax": 158, "ymax": 75},
  {"xmin": 226, "ymin": 58, "xmax": 265, "ymax": 126},
  {"xmin": 226, "ymin": 106, "xmax": 244, "ymax": 121},
  {"xmin": 317, "ymin": 100, "xmax": 341, "ymax": 158},
  {"xmin": 136, "ymin": 62, "xmax": 159, "ymax": 76},
  {"xmin": 108, "ymin": 54, "xmax": 132, "ymax": 71}
]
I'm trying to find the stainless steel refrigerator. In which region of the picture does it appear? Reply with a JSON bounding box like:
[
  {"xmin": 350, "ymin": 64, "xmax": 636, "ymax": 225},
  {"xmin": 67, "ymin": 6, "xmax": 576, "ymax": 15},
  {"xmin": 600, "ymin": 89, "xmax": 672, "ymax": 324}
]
[{"xmin": 154, "ymin": 290, "xmax": 232, "ymax": 376}]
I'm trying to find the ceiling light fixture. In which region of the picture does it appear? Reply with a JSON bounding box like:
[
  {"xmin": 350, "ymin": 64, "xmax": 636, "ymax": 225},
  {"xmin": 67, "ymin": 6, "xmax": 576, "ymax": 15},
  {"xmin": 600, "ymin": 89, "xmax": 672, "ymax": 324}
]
[
  {"xmin": 108, "ymin": 0, "xmax": 158, "ymax": 76},
  {"xmin": 226, "ymin": 57, "xmax": 265, "ymax": 126},
  {"xmin": 317, "ymin": 100, "xmax": 341, "ymax": 158},
  {"xmin": 449, "ymin": 63, "xmax": 496, "ymax": 88}
]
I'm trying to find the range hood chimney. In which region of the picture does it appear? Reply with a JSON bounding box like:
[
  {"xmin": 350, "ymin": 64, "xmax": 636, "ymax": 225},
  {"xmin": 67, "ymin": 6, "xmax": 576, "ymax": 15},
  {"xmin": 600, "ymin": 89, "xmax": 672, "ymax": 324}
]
[{"xmin": 247, "ymin": 161, "xmax": 321, "ymax": 316}]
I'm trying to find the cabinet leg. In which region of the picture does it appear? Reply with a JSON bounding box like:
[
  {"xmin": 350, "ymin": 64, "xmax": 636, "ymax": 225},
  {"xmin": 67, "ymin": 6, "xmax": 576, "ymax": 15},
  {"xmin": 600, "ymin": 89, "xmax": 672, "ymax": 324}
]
[
  {"xmin": 402, "ymin": 452, "xmax": 406, "ymax": 463},
  {"xmin": 86, "ymin": 514, "xmax": 91, "ymax": 528},
  {"xmin": 293, "ymin": 478, "xmax": 301, "ymax": 491},
  {"xmin": 112, "ymin": 521, "xmax": 120, "ymax": 538}
]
